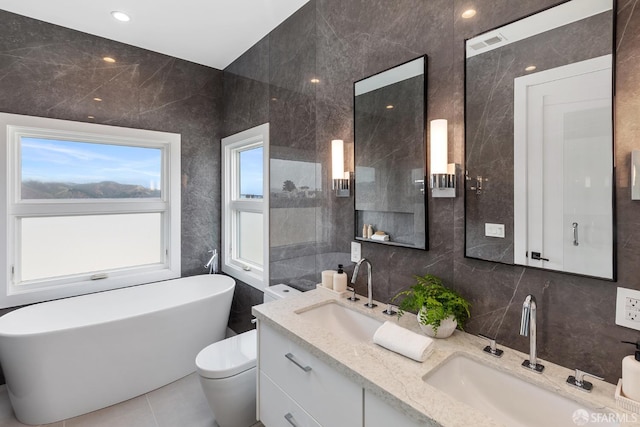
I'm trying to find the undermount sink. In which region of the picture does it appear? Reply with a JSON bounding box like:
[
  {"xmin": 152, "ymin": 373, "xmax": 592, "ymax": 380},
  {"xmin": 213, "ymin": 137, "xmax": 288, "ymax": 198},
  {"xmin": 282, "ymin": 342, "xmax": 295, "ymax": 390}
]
[
  {"xmin": 424, "ymin": 355, "xmax": 618, "ymax": 427},
  {"xmin": 297, "ymin": 302, "xmax": 382, "ymax": 343}
]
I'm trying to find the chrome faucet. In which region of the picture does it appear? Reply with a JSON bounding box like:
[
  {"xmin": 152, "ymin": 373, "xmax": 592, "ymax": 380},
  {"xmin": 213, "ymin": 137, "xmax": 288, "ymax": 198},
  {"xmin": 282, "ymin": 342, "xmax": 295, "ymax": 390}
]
[
  {"xmin": 204, "ymin": 249, "xmax": 218, "ymax": 274},
  {"xmin": 566, "ymin": 368, "xmax": 604, "ymax": 392},
  {"xmin": 351, "ymin": 258, "xmax": 376, "ymax": 308},
  {"xmin": 519, "ymin": 294, "xmax": 544, "ymax": 373}
]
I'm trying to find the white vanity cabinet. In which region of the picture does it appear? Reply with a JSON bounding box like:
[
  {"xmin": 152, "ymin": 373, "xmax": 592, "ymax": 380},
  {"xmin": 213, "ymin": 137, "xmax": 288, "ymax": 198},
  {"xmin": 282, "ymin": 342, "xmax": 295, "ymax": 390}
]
[
  {"xmin": 259, "ymin": 371, "xmax": 321, "ymax": 427},
  {"xmin": 364, "ymin": 390, "xmax": 423, "ymax": 427},
  {"xmin": 258, "ymin": 323, "xmax": 363, "ymax": 427}
]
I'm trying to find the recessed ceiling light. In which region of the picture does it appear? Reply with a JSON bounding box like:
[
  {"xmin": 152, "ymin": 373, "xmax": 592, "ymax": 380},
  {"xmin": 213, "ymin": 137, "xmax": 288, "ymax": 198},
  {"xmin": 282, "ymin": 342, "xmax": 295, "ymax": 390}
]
[
  {"xmin": 111, "ymin": 11, "xmax": 130, "ymax": 22},
  {"xmin": 525, "ymin": 65, "xmax": 537, "ymax": 72},
  {"xmin": 386, "ymin": 105, "xmax": 394, "ymax": 109},
  {"xmin": 103, "ymin": 56, "xmax": 116, "ymax": 63},
  {"xmin": 93, "ymin": 97, "xmax": 103, "ymax": 102},
  {"xmin": 87, "ymin": 115, "xmax": 95, "ymax": 119},
  {"xmin": 461, "ymin": 9, "xmax": 477, "ymax": 19},
  {"xmin": 310, "ymin": 78, "xmax": 320, "ymax": 84}
]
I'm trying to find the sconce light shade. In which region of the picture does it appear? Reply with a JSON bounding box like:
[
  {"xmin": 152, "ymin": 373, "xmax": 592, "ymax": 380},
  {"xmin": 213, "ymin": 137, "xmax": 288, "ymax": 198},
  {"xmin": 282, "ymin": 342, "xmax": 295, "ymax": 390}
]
[
  {"xmin": 430, "ymin": 119, "xmax": 456, "ymax": 198},
  {"xmin": 430, "ymin": 119, "xmax": 448, "ymax": 175},
  {"xmin": 331, "ymin": 139, "xmax": 350, "ymax": 197},
  {"xmin": 633, "ymin": 150, "xmax": 640, "ymax": 200},
  {"xmin": 332, "ymin": 139, "xmax": 345, "ymax": 180}
]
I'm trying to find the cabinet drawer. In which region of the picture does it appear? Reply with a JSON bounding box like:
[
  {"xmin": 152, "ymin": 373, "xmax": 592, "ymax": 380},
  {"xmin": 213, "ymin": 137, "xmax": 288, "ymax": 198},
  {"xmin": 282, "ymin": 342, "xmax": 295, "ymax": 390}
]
[
  {"xmin": 364, "ymin": 390, "xmax": 423, "ymax": 427},
  {"xmin": 259, "ymin": 372, "xmax": 321, "ymax": 427},
  {"xmin": 259, "ymin": 324, "xmax": 362, "ymax": 427}
]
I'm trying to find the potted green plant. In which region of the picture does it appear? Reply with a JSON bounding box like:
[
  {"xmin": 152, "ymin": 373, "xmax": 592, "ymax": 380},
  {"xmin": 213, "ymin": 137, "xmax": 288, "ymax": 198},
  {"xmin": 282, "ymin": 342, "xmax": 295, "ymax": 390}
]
[{"xmin": 392, "ymin": 274, "xmax": 470, "ymax": 338}]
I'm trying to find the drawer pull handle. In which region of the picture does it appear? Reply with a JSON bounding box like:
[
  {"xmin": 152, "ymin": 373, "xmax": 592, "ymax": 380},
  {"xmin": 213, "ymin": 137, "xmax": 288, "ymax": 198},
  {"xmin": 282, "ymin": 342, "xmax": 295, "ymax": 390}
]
[
  {"xmin": 285, "ymin": 352, "xmax": 312, "ymax": 372},
  {"xmin": 284, "ymin": 412, "xmax": 299, "ymax": 426}
]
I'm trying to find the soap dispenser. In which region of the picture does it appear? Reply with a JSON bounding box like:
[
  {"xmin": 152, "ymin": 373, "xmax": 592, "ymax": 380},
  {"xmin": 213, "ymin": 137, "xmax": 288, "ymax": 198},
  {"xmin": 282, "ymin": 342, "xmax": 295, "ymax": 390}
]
[
  {"xmin": 333, "ymin": 264, "xmax": 348, "ymax": 292},
  {"xmin": 622, "ymin": 340, "xmax": 640, "ymax": 401}
]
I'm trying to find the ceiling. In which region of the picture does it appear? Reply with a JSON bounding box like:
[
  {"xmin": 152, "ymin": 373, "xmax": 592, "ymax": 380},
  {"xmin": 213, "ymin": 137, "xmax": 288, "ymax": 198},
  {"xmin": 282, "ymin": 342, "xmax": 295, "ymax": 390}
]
[{"xmin": 0, "ymin": 0, "xmax": 309, "ymax": 69}]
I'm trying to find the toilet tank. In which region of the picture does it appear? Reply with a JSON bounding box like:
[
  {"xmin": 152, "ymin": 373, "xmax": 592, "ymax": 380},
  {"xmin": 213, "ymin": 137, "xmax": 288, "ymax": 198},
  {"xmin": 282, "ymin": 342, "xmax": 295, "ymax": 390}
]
[{"xmin": 263, "ymin": 284, "xmax": 300, "ymax": 303}]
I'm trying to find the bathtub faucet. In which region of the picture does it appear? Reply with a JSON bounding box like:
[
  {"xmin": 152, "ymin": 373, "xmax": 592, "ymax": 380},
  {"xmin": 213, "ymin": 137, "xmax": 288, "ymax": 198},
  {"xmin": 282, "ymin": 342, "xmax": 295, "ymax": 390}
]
[{"xmin": 205, "ymin": 249, "xmax": 218, "ymax": 274}]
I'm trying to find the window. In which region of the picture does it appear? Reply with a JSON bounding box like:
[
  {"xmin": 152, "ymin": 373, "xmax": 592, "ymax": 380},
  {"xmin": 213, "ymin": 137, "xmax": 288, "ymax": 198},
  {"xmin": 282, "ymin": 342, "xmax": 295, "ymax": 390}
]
[
  {"xmin": 0, "ymin": 113, "xmax": 181, "ymax": 308},
  {"xmin": 222, "ymin": 124, "xmax": 269, "ymax": 290}
]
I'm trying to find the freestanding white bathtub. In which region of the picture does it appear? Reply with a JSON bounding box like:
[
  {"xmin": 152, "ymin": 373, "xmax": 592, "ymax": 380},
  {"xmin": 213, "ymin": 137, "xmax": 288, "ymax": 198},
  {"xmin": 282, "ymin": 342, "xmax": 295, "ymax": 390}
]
[{"xmin": 0, "ymin": 274, "xmax": 235, "ymax": 425}]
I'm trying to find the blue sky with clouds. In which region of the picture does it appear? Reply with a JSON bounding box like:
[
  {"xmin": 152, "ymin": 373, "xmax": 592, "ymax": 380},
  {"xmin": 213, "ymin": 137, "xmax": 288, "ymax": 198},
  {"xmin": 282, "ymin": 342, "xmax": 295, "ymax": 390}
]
[
  {"xmin": 21, "ymin": 137, "xmax": 162, "ymax": 189},
  {"xmin": 240, "ymin": 146, "xmax": 263, "ymax": 197}
]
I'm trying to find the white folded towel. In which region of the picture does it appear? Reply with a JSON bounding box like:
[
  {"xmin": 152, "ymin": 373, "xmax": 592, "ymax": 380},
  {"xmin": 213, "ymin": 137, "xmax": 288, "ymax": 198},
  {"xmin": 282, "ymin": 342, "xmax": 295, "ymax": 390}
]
[
  {"xmin": 373, "ymin": 321, "xmax": 434, "ymax": 362},
  {"xmin": 370, "ymin": 233, "xmax": 389, "ymax": 242}
]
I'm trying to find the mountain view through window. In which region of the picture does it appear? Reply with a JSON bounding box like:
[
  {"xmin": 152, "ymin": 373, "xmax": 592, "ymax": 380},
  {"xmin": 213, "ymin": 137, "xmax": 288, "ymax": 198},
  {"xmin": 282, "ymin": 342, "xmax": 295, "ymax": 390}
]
[{"xmin": 20, "ymin": 137, "xmax": 162, "ymax": 199}]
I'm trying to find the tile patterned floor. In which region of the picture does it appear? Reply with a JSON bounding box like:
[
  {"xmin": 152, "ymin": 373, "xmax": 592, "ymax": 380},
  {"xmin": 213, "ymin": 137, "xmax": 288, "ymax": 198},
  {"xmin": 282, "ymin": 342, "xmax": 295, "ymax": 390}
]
[{"xmin": 0, "ymin": 373, "xmax": 264, "ymax": 427}]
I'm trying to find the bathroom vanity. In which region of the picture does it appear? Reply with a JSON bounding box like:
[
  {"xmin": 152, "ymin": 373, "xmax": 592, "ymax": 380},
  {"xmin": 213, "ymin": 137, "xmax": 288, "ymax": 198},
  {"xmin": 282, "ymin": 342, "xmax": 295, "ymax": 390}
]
[
  {"xmin": 257, "ymin": 320, "xmax": 422, "ymax": 427},
  {"xmin": 253, "ymin": 289, "xmax": 638, "ymax": 427}
]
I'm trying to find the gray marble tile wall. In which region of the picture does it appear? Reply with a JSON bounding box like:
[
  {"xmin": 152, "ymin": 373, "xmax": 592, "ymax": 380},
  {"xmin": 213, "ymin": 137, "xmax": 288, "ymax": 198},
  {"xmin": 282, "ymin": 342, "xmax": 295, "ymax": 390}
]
[
  {"xmin": 0, "ymin": 10, "xmax": 223, "ymax": 277},
  {"xmin": 223, "ymin": 1, "xmax": 324, "ymax": 335},
  {"xmin": 224, "ymin": 0, "xmax": 640, "ymax": 383}
]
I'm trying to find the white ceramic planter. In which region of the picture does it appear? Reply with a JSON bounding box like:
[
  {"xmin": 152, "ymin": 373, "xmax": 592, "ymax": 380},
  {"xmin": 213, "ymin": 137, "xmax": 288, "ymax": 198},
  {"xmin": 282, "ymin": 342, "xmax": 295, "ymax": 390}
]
[{"xmin": 417, "ymin": 310, "xmax": 457, "ymax": 338}]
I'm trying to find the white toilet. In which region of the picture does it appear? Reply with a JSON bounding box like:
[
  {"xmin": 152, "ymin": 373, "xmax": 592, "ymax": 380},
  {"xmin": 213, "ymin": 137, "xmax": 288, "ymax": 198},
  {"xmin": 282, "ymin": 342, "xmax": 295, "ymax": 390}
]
[{"xmin": 196, "ymin": 284, "xmax": 300, "ymax": 427}]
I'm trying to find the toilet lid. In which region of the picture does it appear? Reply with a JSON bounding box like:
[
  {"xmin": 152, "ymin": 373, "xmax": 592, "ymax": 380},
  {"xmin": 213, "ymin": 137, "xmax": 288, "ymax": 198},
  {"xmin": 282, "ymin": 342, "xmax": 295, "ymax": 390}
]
[{"xmin": 196, "ymin": 329, "xmax": 257, "ymax": 379}]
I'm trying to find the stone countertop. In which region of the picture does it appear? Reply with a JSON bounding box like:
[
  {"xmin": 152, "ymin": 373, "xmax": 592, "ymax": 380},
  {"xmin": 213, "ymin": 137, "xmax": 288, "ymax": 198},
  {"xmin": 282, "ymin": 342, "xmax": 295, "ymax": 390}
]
[{"xmin": 252, "ymin": 288, "xmax": 640, "ymax": 427}]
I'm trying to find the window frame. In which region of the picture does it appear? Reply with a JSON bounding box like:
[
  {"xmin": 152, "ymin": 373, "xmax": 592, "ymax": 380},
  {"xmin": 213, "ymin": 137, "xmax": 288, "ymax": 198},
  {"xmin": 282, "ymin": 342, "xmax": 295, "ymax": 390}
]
[
  {"xmin": 0, "ymin": 112, "xmax": 181, "ymax": 308},
  {"xmin": 221, "ymin": 123, "xmax": 269, "ymax": 290}
]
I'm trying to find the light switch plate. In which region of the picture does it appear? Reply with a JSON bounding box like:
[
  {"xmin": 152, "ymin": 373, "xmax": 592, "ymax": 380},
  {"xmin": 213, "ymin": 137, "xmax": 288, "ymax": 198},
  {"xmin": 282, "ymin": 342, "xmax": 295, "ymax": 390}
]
[
  {"xmin": 351, "ymin": 241, "xmax": 362, "ymax": 263},
  {"xmin": 616, "ymin": 287, "xmax": 640, "ymax": 331},
  {"xmin": 485, "ymin": 223, "xmax": 505, "ymax": 238}
]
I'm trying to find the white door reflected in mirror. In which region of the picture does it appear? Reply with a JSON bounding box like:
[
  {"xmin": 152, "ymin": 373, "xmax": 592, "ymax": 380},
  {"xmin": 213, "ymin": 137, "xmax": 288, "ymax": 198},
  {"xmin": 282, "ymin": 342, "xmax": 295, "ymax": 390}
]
[{"xmin": 514, "ymin": 55, "xmax": 613, "ymax": 279}]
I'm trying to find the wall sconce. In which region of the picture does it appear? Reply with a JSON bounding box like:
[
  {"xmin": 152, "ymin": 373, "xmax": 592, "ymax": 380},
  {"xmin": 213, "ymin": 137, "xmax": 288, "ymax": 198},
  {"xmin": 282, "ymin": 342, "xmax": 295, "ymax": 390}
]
[
  {"xmin": 430, "ymin": 119, "xmax": 456, "ymax": 198},
  {"xmin": 332, "ymin": 139, "xmax": 350, "ymax": 197},
  {"xmin": 633, "ymin": 150, "xmax": 640, "ymax": 200}
]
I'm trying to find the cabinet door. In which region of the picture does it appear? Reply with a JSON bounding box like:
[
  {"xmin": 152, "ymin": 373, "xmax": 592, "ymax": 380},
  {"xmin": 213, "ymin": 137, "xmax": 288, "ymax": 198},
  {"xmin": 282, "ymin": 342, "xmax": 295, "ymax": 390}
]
[
  {"xmin": 364, "ymin": 390, "xmax": 423, "ymax": 427},
  {"xmin": 259, "ymin": 372, "xmax": 321, "ymax": 427},
  {"xmin": 259, "ymin": 324, "xmax": 362, "ymax": 427}
]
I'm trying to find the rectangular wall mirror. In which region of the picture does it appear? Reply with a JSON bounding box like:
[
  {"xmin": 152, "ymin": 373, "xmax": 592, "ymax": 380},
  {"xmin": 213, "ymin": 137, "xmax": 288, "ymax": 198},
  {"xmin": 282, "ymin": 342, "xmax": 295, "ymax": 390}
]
[
  {"xmin": 354, "ymin": 56, "xmax": 428, "ymax": 250},
  {"xmin": 464, "ymin": 0, "xmax": 615, "ymax": 279}
]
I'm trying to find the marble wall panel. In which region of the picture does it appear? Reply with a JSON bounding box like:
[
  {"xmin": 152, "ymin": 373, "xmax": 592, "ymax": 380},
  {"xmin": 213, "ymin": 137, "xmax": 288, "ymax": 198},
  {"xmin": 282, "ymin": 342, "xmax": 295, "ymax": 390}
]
[
  {"xmin": 226, "ymin": 0, "xmax": 640, "ymax": 383},
  {"xmin": 268, "ymin": 1, "xmax": 319, "ymax": 291},
  {"xmin": 222, "ymin": 39, "xmax": 271, "ymax": 329},
  {"xmin": 0, "ymin": 9, "xmax": 223, "ymax": 275},
  {"xmin": 315, "ymin": 0, "xmax": 458, "ymax": 304},
  {"xmin": 222, "ymin": 1, "xmax": 320, "ymax": 327},
  {"xmin": 454, "ymin": 0, "xmax": 640, "ymax": 382},
  {"xmin": 223, "ymin": 37, "xmax": 270, "ymax": 137}
]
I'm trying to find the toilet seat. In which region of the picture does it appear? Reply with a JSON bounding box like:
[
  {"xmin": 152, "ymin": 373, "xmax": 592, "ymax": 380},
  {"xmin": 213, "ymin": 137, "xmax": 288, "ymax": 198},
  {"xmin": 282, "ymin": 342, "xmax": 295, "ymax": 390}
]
[{"xmin": 196, "ymin": 329, "xmax": 257, "ymax": 379}]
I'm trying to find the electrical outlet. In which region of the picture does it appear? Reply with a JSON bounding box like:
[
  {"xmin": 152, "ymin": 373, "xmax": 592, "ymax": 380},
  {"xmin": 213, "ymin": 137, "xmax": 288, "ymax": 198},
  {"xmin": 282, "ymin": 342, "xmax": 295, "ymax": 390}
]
[
  {"xmin": 351, "ymin": 241, "xmax": 362, "ymax": 263},
  {"xmin": 626, "ymin": 297, "xmax": 640, "ymax": 311},
  {"xmin": 626, "ymin": 311, "xmax": 640, "ymax": 322},
  {"xmin": 616, "ymin": 288, "xmax": 640, "ymax": 330}
]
